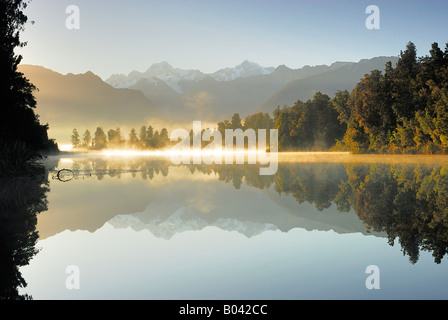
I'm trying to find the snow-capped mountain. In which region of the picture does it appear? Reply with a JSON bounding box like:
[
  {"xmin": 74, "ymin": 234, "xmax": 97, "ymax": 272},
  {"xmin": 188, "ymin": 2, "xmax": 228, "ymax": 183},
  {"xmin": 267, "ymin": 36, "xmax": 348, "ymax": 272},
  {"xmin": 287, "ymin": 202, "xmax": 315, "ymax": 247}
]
[
  {"xmin": 143, "ymin": 61, "xmax": 207, "ymax": 93},
  {"xmin": 105, "ymin": 60, "xmax": 275, "ymax": 94},
  {"xmin": 108, "ymin": 208, "xmax": 278, "ymax": 239},
  {"xmin": 211, "ymin": 60, "xmax": 275, "ymax": 81},
  {"xmin": 106, "ymin": 61, "xmax": 205, "ymax": 93}
]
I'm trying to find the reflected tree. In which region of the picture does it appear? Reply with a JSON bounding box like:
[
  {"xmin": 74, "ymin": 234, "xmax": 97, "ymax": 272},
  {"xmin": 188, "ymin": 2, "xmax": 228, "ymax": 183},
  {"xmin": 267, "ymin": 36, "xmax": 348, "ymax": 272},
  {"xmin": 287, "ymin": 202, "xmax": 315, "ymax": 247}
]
[
  {"xmin": 336, "ymin": 163, "xmax": 448, "ymax": 264},
  {"xmin": 275, "ymin": 163, "xmax": 348, "ymax": 211},
  {"xmin": 201, "ymin": 161, "xmax": 448, "ymax": 264},
  {"xmin": 0, "ymin": 170, "xmax": 49, "ymax": 299}
]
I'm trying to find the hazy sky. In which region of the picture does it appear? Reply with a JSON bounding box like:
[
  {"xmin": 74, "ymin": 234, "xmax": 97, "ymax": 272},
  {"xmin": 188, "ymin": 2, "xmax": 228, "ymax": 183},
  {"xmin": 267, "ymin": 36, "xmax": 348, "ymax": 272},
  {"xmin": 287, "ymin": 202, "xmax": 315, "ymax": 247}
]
[{"xmin": 19, "ymin": 0, "xmax": 448, "ymax": 80}]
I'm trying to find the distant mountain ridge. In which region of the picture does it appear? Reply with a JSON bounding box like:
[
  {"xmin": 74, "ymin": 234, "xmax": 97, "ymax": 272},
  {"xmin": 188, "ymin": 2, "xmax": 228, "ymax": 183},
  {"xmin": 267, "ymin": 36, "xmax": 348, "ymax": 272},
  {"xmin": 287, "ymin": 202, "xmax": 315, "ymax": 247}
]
[
  {"xmin": 104, "ymin": 57, "xmax": 398, "ymax": 121},
  {"xmin": 106, "ymin": 61, "xmax": 207, "ymax": 94},
  {"xmin": 257, "ymin": 56, "xmax": 399, "ymax": 113},
  {"xmin": 211, "ymin": 60, "xmax": 275, "ymax": 81},
  {"xmin": 105, "ymin": 60, "xmax": 275, "ymax": 93},
  {"xmin": 19, "ymin": 55, "xmax": 399, "ymax": 143}
]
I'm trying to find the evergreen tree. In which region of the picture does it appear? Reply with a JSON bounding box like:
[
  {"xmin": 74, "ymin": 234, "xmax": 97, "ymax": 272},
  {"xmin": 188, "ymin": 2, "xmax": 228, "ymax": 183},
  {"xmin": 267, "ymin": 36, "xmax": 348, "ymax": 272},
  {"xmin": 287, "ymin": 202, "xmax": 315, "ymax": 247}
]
[
  {"xmin": 274, "ymin": 107, "xmax": 295, "ymax": 149},
  {"xmin": 231, "ymin": 113, "xmax": 243, "ymax": 130},
  {"xmin": 128, "ymin": 128, "xmax": 139, "ymax": 147},
  {"xmin": 244, "ymin": 112, "xmax": 273, "ymax": 130},
  {"xmin": 332, "ymin": 90, "xmax": 351, "ymax": 126},
  {"xmin": 107, "ymin": 128, "xmax": 124, "ymax": 148},
  {"xmin": 147, "ymin": 125, "xmax": 154, "ymax": 138},
  {"xmin": 0, "ymin": 0, "xmax": 58, "ymax": 156},
  {"xmin": 139, "ymin": 125, "xmax": 147, "ymax": 148},
  {"xmin": 71, "ymin": 129, "xmax": 80, "ymax": 148},
  {"xmin": 392, "ymin": 41, "xmax": 421, "ymax": 120},
  {"xmin": 151, "ymin": 130, "xmax": 160, "ymax": 148},
  {"xmin": 92, "ymin": 127, "xmax": 107, "ymax": 150},
  {"xmin": 159, "ymin": 128, "xmax": 169, "ymax": 148},
  {"xmin": 82, "ymin": 129, "xmax": 91, "ymax": 148}
]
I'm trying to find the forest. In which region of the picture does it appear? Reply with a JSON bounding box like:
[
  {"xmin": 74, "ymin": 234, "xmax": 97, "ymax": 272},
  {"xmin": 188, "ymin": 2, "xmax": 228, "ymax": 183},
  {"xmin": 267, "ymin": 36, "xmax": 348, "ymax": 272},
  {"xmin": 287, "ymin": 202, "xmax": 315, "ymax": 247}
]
[{"xmin": 268, "ymin": 41, "xmax": 448, "ymax": 153}]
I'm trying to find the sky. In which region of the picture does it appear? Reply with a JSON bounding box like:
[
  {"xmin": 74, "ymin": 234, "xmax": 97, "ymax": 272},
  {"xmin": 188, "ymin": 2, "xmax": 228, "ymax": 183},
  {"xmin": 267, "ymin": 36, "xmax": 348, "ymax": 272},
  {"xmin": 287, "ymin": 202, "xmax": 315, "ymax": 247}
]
[{"xmin": 18, "ymin": 0, "xmax": 448, "ymax": 80}]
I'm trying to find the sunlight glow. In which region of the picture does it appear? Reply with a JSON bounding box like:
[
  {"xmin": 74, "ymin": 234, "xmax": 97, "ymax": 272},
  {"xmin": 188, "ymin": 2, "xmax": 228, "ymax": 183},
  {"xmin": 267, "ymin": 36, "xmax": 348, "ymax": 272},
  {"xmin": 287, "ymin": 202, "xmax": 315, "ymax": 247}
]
[
  {"xmin": 59, "ymin": 144, "xmax": 73, "ymax": 151},
  {"xmin": 101, "ymin": 148, "xmax": 273, "ymax": 158},
  {"xmin": 102, "ymin": 149, "xmax": 173, "ymax": 157}
]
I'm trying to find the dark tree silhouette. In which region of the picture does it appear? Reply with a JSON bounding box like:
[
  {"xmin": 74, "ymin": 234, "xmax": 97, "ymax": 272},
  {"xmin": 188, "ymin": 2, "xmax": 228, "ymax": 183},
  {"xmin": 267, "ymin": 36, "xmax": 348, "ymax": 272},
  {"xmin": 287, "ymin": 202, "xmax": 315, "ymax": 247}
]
[
  {"xmin": 0, "ymin": 170, "xmax": 50, "ymax": 299},
  {"xmin": 0, "ymin": 0, "xmax": 58, "ymax": 173}
]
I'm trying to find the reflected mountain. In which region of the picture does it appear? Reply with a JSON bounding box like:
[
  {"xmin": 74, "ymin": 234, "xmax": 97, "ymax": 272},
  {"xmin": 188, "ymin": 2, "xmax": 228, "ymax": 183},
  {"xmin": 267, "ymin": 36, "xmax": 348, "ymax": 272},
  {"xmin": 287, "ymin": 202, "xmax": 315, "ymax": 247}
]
[
  {"xmin": 42, "ymin": 155, "xmax": 448, "ymax": 264},
  {"xmin": 42, "ymin": 156, "xmax": 375, "ymax": 238}
]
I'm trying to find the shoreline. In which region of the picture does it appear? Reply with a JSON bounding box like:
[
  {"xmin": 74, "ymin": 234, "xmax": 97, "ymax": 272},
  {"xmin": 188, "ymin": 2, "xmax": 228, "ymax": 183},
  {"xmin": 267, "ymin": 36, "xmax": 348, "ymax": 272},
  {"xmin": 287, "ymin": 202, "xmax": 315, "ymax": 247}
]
[{"xmin": 44, "ymin": 150, "xmax": 448, "ymax": 165}]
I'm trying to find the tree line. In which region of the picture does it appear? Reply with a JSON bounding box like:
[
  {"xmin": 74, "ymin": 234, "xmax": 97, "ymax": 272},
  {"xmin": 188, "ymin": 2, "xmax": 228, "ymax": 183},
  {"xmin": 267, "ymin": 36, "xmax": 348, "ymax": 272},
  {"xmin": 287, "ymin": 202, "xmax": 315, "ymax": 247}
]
[
  {"xmin": 71, "ymin": 125, "xmax": 172, "ymax": 150},
  {"xmin": 71, "ymin": 112, "xmax": 275, "ymax": 151},
  {"xmin": 271, "ymin": 41, "xmax": 448, "ymax": 153}
]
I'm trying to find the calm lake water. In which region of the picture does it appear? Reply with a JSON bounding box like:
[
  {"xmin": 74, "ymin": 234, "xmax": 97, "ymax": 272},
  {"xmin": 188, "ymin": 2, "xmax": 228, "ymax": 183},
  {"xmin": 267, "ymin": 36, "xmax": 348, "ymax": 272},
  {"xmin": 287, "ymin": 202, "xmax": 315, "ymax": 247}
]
[{"xmin": 3, "ymin": 153, "xmax": 448, "ymax": 299}]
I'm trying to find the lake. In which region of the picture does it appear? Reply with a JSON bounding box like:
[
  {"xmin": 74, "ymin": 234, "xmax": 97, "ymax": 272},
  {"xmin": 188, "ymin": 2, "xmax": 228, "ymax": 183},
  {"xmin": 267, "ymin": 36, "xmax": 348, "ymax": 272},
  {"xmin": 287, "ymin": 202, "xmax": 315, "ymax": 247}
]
[{"xmin": 3, "ymin": 153, "xmax": 448, "ymax": 300}]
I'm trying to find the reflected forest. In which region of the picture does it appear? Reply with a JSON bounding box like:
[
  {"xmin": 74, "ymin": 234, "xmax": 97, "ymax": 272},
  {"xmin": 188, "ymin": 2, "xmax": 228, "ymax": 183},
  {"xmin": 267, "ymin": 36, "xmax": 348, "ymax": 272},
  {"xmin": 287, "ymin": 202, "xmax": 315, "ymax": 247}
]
[
  {"xmin": 55, "ymin": 157, "xmax": 448, "ymax": 265},
  {"xmin": 0, "ymin": 168, "xmax": 50, "ymax": 300}
]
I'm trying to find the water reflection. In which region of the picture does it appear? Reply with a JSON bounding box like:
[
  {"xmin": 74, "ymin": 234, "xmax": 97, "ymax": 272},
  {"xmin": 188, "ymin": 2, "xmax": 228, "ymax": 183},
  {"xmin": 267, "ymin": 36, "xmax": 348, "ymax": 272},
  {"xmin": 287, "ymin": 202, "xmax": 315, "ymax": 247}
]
[
  {"xmin": 46, "ymin": 155, "xmax": 448, "ymax": 265},
  {"xmin": 336, "ymin": 164, "xmax": 448, "ymax": 264},
  {"xmin": 0, "ymin": 167, "xmax": 50, "ymax": 300}
]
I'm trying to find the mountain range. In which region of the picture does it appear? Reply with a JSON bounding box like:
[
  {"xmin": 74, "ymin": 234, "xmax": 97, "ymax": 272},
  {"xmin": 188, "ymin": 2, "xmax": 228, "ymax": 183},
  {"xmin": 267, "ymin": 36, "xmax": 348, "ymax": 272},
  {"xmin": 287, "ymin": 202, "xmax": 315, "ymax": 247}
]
[
  {"xmin": 104, "ymin": 57, "xmax": 398, "ymax": 121},
  {"xmin": 106, "ymin": 60, "xmax": 275, "ymax": 92},
  {"xmin": 19, "ymin": 56, "xmax": 398, "ymax": 144}
]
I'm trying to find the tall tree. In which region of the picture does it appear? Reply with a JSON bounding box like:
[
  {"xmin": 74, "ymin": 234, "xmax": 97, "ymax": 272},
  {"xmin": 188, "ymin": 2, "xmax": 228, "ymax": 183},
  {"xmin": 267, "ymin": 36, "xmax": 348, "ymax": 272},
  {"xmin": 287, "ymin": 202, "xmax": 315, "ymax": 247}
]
[
  {"xmin": 351, "ymin": 69, "xmax": 396, "ymax": 151},
  {"xmin": 147, "ymin": 125, "xmax": 154, "ymax": 139},
  {"xmin": 128, "ymin": 128, "xmax": 139, "ymax": 147},
  {"xmin": 231, "ymin": 113, "xmax": 243, "ymax": 130},
  {"xmin": 0, "ymin": 0, "xmax": 57, "ymax": 154},
  {"xmin": 82, "ymin": 129, "xmax": 91, "ymax": 148},
  {"xmin": 392, "ymin": 41, "xmax": 421, "ymax": 120},
  {"xmin": 92, "ymin": 127, "xmax": 107, "ymax": 150},
  {"xmin": 71, "ymin": 128, "xmax": 80, "ymax": 148},
  {"xmin": 138, "ymin": 125, "xmax": 147, "ymax": 148},
  {"xmin": 274, "ymin": 107, "xmax": 296, "ymax": 149},
  {"xmin": 159, "ymin": 128, "xmax": 169, "ymax": 148},
  {"xmin": 332, "ymin": 90, "xmax": 351, "ymax": 126},
  {"xmin": 107, "ymin": 128, "xmax": 124, "ymax": 148}
]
